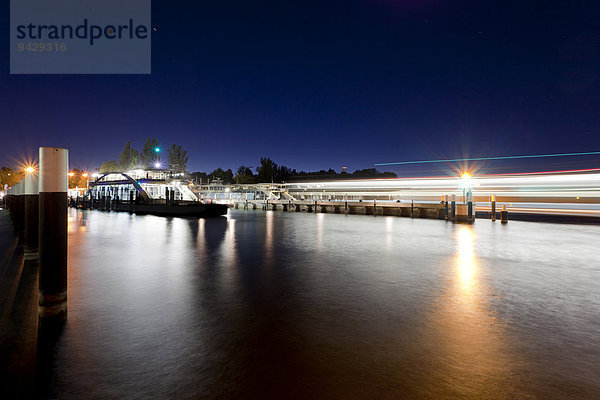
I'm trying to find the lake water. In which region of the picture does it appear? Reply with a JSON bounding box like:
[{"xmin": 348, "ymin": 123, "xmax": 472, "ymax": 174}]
[{"xmin": 35, "ymin": 208, "xmax": 600, "ymax": 399}]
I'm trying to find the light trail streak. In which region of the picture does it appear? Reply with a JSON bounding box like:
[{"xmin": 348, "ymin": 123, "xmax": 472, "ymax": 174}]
[
  {"xmin": 374, "ymin": 151, "xmax": 600, "ymax": 166},
  {"xmin": 286, "ymin": 171, "xmax": 600, "ymax": 214}
]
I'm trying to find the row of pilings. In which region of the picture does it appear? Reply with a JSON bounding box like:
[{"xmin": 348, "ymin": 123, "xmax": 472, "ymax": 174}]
[
  {"xmin": 3, "ymin": 147, "xmax": 68, "ymax": 324},
  {"xmin": 237, "ymin": 195, "xmax": 508, "ymax": 224}
]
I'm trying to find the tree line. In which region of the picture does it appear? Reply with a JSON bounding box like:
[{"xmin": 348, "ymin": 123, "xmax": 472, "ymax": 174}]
[
  {"xmin": 191, "ymin": 157, "xmax": 397, "ymax": 184},
  {"xmin": 100, "ymin": 138, "xmax": 189, "ymax": 173},
  {"xmin": 0, "ymin": 167, "xmax": 24, "ymax": 188},
  {"xmin": 2, "ymin": 152, "xmax": 395, "ymax": 190}
]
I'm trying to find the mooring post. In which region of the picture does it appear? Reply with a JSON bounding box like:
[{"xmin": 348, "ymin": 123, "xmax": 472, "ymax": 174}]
[
  {"xmin": 468, "ymin": 200, "xmax": 473, "ymax": 222},
  {"xmin": 451, "ymin": 195, "xmax": 456, "ymax": 221},
  {"xmin": 10, "ymin": 185, "xmax": 18, "ymax": 225},
  {"xmin": 24, "ymin": 172, "xmax": 39, "ymax": 261},
  {"xmin": 15, "ymin": 181, "xmax": 25, "ymax": 239},
  {"xmin": 411, "ymin": 199, "xmax": 414, "ymax": 218},
  {"xmin": 314, "ymin": 200, "xmax": 318, "ymax": 213},
  {"xmin": 444, "ymin": 195, "xmax": 449, "ymax": 221},
  {"xmin": 491, "ymin": 195, "xmax": 496, "ymax": 221},
  {"xmin": 373, "ymin": 199, "xmax": 377, "ymax": 216},
  {"xmin": 38, "ymin": 147, "xmax": 68, "ymax": 322},
  {"xmin": 501, "ymin": 204, "xmax": 508, "ymax": 224},
  {"xmin": 11, "ymin": 182, "xmax": 19, "ymax": 232}
]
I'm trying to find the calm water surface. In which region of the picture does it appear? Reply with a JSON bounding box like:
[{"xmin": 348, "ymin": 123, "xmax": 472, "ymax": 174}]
[{"xmin": 39, "ymin": 209, "xmax": 600, "ymax": 399}]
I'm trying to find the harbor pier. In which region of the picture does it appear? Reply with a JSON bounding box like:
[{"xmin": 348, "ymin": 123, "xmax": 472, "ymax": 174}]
[{"xmin": 235, "ymin": 199, "xmax": 480, "ymax": 222}]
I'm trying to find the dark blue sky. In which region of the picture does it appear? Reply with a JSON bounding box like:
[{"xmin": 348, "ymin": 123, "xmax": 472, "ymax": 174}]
[{"xmin": 1, "ymin": 0, "xmax": 599, "ymax": 175}]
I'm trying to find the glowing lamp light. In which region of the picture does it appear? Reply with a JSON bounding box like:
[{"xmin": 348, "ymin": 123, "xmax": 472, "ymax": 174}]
[
  {"xmin": 154, "ymin": 147, "xmax": 161, "ymax": 153},
  {"xmin": 68, "ymin": 172, "xmax": 75, "ymax": 177},
  {"xmin": 24, "ymin": 166, "xmax": 36, "ymax": 173},
  {"xmin": 82, "ymin": 173, "xmax": 88, "ymax": 178},
  {"xmin": 154, "ymin": 162, "xmax": 162, "ymax": 169},
  {"xmin": 459, "ymin": 173, "xmax": 474, "ymax": 189}
]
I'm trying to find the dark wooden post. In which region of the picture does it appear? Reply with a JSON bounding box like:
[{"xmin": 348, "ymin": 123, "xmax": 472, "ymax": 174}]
[
  {"xmin": 468, "ymin": 201, "xmax": 473, "ymax": 222},
  {"xmin": 15, "ymin": 181, "xmax": 26, "ymax": 239},
  {"xmin": 444, "ymin": 195, "xmax": 449, "ymax": 221},
  {"xmin": 38, "ymin": 147, "xmax": 68, "ymax": 322},
  {"xmin": 24, "ymin": 172, "xmax": 39, "ymax": 261},
  {"xmin": 501, "ymin": 205, "xmax": 508, "ymax": 224}
]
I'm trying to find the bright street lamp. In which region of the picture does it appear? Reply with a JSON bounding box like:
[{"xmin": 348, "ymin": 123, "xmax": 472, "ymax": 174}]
[{"xmin": 459, "ymin": 173, "xmax": 475, "ymax": 204}]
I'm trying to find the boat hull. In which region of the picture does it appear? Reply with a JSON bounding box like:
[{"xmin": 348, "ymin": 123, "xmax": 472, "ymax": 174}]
[{"xmin": 111, "ymin": 203, "xmax": 229, "ymax": 217}]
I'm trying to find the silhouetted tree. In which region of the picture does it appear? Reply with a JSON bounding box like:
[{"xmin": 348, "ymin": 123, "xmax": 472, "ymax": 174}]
[
  {"xmin": 68, "ymin": 168, "xmax": 88, "ymax": 189},
  {"xmin": 99, "ymin": 160, "xmax": 119, "ymax": 173},
  {"xmin": 141, "ymin": 137, "xmax": 160, "ymax": 167},
  {"xmin": 351, "ymin": 168, "xmax": 397, "ymax": 178},
  {"xmin": 276, "ymin": 165, "xmax": 296, "ymax": 182},
  {"xmin": 167, "ymin": 144, "xmax": 189, "ymax": 172},
  {"xmin": 209, "ymin": 168, "xmax": 234, "ymax": 184},
  {"xmin": 256, "ymin": 157, "xmax": 278, "ymax": 182},
  {"xmin": 0, "ymin": 167, "xmax": 23, "ymax": 187},
  {"xmin": 235, "ymin": 165, "xmax": 256, "ymax": 184},
  {"xmin": 118, "ymin": 141, "xmax": 140, "ymax": 171}
]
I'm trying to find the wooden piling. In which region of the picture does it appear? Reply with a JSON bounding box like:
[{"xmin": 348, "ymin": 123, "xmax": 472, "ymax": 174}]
[
  {"xmin": 38, "ymin": 147, "xmax": 68, "ymax": 322},
  {"xmin": 15, "ymin": 181, "xmax": 26, "ymax": 239},
  {"xmin": 23, "ymin": 173, "xmax": 39, "ymax": 261},
  {"xmin": 501, "ymin": 205, "xmax": 508, "ymax": 224},
  {"xmin": 444, "ymin": 195, "xmax": 449, "ymax": 221},
  {"xmin": 468, "ymin": 201, "xmax": 473, "ymax": 222}
]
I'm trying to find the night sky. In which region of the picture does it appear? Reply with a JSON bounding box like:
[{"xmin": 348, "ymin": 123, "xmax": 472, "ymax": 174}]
[{"xmin": 1, "ymin": 0, "xmax": 599, "ymax": 176}]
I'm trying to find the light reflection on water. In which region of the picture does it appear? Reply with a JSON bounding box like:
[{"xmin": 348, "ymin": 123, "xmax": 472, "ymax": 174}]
[
  {"xmin": 38, "ymin": 209, "xmax": 600, "ymax": 399},
  {"xmin": 457, "ymin": 227, "xmax": 476, "ymax": 296}
]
